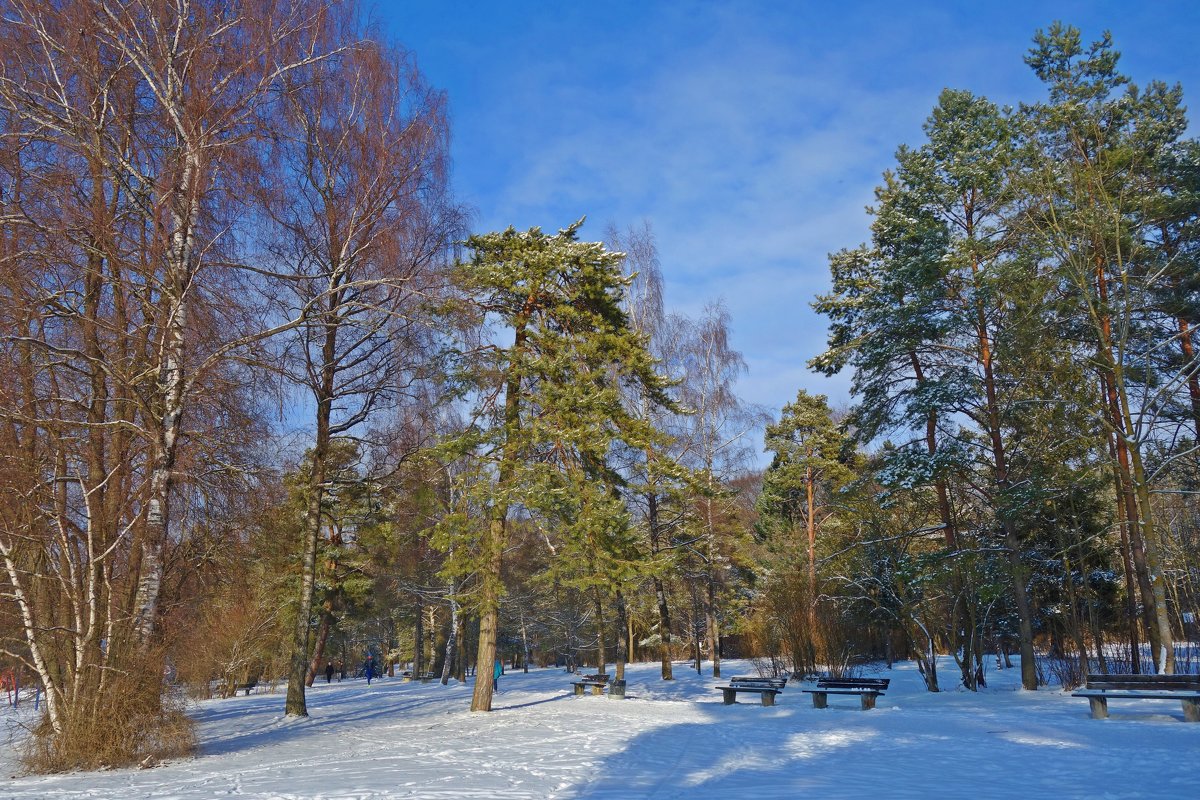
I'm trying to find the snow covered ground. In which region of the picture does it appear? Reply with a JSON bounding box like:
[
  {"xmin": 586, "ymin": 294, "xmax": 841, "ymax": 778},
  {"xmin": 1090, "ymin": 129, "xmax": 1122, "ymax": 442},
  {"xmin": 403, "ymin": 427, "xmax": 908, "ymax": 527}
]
[{"xmin": 1, "ymin": 658, "xmax": 1196, "ymax": 799}]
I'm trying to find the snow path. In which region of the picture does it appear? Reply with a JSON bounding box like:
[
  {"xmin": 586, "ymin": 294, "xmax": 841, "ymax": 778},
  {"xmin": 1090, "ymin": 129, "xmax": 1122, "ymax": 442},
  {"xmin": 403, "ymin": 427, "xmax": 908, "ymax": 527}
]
[{"xmin": 2, "ymin": 659, "xmax": 1196, "ymax": 799}]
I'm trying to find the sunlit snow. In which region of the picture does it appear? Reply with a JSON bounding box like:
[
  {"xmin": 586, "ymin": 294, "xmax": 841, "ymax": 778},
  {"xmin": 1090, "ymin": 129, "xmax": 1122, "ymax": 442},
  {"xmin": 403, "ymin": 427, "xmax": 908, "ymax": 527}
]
[{"xmin": 2, "ymin": 658, "xmax": 1195, "ymax": 799}]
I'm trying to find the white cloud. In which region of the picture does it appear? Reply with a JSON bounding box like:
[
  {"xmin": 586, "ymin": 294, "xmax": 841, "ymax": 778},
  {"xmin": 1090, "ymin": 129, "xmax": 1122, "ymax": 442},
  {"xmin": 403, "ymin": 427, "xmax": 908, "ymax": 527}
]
[{"xmin": 423, "ymin": 0, "xmax": 1200, "ymax": 422}]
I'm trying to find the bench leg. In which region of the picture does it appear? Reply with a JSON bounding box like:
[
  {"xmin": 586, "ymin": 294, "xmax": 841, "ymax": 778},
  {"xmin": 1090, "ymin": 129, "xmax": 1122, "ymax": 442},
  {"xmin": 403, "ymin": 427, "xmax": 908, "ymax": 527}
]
[
  {"xmin": 1183, "ymin": 699, "xmax": 1200, "ymax": 723},
  {"xmin": 574, "ymin": 684, "xmax": 584, "ymax": 696},
  {"xmin": 761, "ymin": 692, "xmax": 775, "ymax": 707},
  {"xmin": 811, "ymin": 691, "xmax": 828, "ymax": 709},
  {"xmin": 1087, "ymin": 696, "xmax": 1108, "ymax": 720},
  {"xmin": 591, "ymin": 684, "xmax": 603, "ymax": 696},
  {"xmin": 722, "ymin": 688, "xmax": 736, "ymax": 705},
  {"xmin": 860, "ymin": 693, "xmax": 877, "ymax": 710}
]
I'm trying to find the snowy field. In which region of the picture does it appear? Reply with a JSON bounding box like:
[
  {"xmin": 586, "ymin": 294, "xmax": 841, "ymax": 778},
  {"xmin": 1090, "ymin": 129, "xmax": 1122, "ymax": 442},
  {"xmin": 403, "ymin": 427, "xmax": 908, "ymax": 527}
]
[{"xmin": 2, "ymin": 658, "xmax": 1196, "ymax": 799}]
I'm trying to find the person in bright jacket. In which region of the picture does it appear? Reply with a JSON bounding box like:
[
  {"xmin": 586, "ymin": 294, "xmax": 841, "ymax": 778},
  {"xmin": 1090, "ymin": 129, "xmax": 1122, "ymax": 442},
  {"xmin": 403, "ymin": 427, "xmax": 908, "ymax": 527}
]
[
  {"xmin": 364, "ymin": 655, "xmax": 376, "ymax": 685},
  {"xmin": 493, "ymin": 657, "xmax": 503, "ymax": 692}
]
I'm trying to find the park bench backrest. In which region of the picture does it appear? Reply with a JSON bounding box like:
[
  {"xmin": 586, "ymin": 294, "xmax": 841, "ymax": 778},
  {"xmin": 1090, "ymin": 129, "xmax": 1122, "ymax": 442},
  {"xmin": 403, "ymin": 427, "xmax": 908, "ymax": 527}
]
[
  {"xmin": 818, "ymin": 678, "xmax": 890, "ymax": 690},
  {"xmin": 1085, "ymin": 674, "xmax": 1200, "ymax": 692},
  {"xmin": 729, "ymin": 676, "xmax": 787, "ymax": 689},
  {"xmin": 581, "ymin": 674, "xmax": 609, "ymax": 683}
]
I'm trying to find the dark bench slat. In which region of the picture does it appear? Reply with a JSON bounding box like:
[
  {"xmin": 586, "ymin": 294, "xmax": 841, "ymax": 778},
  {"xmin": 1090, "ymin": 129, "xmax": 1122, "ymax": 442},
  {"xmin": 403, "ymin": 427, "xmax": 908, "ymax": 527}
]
[
  {"xmin": 817, "ymin": 678, "xmax": 890, "ymax": 690},
  {"xmin": 1085, "ymin": 676, "xmax": 1200, "ymax": 692},
  {"xmin": 728, "ymin": 679, "xmax": 786, "ymax": 690},
  {"xmin": 1075, "ymin": 689, "xmax": 1200, "ymax": 699}
]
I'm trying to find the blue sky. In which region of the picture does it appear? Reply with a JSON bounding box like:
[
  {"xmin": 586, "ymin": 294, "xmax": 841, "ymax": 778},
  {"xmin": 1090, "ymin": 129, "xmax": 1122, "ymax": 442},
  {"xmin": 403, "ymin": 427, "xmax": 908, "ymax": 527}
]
[{"xmin": 378, "ymin": 1, "xmax": 1200, "ymax": 424}]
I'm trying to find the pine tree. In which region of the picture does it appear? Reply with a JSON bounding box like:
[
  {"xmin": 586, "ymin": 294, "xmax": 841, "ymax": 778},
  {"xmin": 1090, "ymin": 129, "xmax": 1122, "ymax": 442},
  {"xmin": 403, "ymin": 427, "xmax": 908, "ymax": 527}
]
[
  {"xmin": 1020, "ymin": 22, "xmax": 1192, "ymax": 672},
  {"xmin": 759, "ymin": 391, "xmax": 852, "ymax": 673},
  {"xmin": 439, "ymin": 221, "xmax": 672, "ymax": 711},
  {"xmin": 761, "ymin": 392, "xmax": 852, "ymax": 611}
]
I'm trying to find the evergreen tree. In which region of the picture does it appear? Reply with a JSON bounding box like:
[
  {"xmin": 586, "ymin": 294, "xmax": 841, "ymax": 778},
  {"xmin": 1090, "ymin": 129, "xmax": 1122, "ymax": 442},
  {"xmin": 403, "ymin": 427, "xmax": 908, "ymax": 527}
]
[
  {"xmin": 438, "ymin": 221, "xmax": 672, "ymax": 711},
  {"xmin": 759, "ymin": 391, "xmax": 853, "ymax": 675},
  {"xmin": 1020, "ymin": 22, "xmax": 1193, "ymax": 672}
]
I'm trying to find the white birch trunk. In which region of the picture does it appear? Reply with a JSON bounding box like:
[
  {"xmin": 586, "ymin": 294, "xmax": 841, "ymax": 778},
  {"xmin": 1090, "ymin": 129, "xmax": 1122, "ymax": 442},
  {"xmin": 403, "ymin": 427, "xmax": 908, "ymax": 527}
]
[
  {"xmin": 132, "ymin": 153, "xmax": 196, "ymax": 645},
  {"xmin": 0, "ymin": 543, "xmax": 62, "ymax": 733},
  {"xmin": 440, "ymin": 585, "xmax": 459, "ymax": 685}
]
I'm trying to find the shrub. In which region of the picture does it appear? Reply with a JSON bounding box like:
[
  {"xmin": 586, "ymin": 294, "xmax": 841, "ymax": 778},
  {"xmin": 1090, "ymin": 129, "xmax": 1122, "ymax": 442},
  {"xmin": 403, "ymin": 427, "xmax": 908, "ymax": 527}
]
[{"xmin": 21, "ymin": 651, "xmax": 195, "ymax": 773}]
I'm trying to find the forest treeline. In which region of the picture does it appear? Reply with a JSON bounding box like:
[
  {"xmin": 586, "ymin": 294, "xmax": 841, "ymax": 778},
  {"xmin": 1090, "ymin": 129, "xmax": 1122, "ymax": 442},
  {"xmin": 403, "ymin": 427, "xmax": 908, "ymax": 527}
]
[{"xmin": 0, "ymin": 1, "xmax": 1197, "ymax": 774}]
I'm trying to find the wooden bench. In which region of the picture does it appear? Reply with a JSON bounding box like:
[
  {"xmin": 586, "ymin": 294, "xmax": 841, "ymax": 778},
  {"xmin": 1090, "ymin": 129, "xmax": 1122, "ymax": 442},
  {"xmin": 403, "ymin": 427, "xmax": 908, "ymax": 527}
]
[
  {"xmin": 233, "ymin": 678, "xmax": 258, "ymax": 697},
  {"xmin": 715, "ymin": 676, "xmax": 787, "ymax": 706},
  {"xmin": 1072, "ymin": 674, "xmax": 1200, "ymax": 722},
  {"xmin": 803, "ymin": 677, "xmax": 889, "ymax": 710},
  {"xmin": 571, "ymin": 674, "xmax": 609, "ymax": 696}
]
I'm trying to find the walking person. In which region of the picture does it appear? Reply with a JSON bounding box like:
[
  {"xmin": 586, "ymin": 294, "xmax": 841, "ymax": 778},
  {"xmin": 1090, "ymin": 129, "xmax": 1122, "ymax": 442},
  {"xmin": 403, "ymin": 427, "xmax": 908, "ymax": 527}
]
[
  {"xmin": 325, "ymin": 662, "xmax": 334, "ymax": 684},
  {"xmin": 493, "ymin": 657, "xmax": 503, "ymax": 693},
  {"xmin": 364, "ymin": 655, "xmax": 376, "ymax": 686}
]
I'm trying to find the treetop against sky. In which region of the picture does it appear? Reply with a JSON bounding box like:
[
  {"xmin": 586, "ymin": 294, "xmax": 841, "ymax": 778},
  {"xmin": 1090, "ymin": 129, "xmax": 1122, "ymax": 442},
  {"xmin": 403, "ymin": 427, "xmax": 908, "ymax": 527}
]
[{"xmin": 382, "ymin": 0, "xmax": 1200, "ymax": 418}]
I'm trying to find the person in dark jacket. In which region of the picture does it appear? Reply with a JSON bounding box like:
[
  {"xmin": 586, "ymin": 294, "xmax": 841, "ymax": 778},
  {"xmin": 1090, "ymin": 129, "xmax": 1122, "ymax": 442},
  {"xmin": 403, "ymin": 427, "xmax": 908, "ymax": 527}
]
[
  {"xmin": 364, "ymin": 655, "xmax": 376, "ymax": 685},
  {"xmin": 325, "ymin": 662, "xmax": 335, "ymax": 683}
]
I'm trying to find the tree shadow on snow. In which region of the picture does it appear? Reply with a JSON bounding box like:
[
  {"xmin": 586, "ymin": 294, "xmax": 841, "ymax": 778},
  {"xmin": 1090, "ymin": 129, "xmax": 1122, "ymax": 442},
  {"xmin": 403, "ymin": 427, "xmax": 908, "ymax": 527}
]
[
  {"xmin": 193, "ymin": 684, "xmax": 464, "ymax": 758},
  {"xmin": 559, "ymin": 689, "xmax": 1191, "ymax": 800},
  {"xmin": 491, "ymin": 693, "xmax": 572, "ymax": 712}
]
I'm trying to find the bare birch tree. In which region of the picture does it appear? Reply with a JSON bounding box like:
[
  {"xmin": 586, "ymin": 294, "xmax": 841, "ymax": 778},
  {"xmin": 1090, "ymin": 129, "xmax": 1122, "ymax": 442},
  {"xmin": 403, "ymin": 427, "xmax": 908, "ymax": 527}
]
[
  {"xmin": 258, "ymin": 30, "xmax": 457, "ymax": 716},
  {"xmin": 0, "ymin": 0, "xmax": 355, "ymax": 767}
]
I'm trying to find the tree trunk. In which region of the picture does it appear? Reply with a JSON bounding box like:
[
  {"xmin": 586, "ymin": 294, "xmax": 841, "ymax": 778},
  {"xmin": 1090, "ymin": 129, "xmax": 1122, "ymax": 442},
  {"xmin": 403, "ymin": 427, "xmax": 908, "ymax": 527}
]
[
  {"xmin": 701, "ymin": 486, "xmax": 722, "ymax": 679},
  {"xmin": 592, "ymin": 588, "xmax": 607, "ymax": 674},
  {"xmin": 965, "ymin": 241, "xmax": 1037, "ymax": 690},
  {"xmin": 520, "ymin": 611, "xmax": 531, "ymax": 673},
  {"xmin": 706, "ymin": 575, "xmax": 721, "ymax": 679},
  {"xmin": 1104, "ymin": 376, "xmax": 1161, "ymax": 662},
  {"xmin": 426, "ymin": 605, "xmax": 437, "ymax": 674},
  {"xmin": 647, "ymin": 490, "xmax": 673, "ymax": 681},
  {"xmin": 306, "ymin": 607, "xmax": 334, "ymax": 687},
  {"xmin": 132, "ymin": 151, "xmax": 198, "ymax": 646},
  {"xmin": 470, "ymin": 307, "xmax": 529, "ymax": 711},
  {"xmin": 1060, "ymin": 551, "xmax": 1092, "ymax": 680},
  {"xmin": 909, "ymin": 351, "xmax": 972, "ymax": 688},
  {"xmin": 1093, "ymin": 265, "xmax": 1172, "ymax": 671},
  {"xmin": 414, "ymin": 600, "xmax": 425, "ymax": 676},
  {"xmin": 1124, "ymin": 436, "xmax": 1176, "ymax": 673},
  {"xmin": 286, "ymin": 306, "xmax": 339, "ymax": 717},
  {"xmin": 470, "ymin": 516, "xmax": 504, "ymax": 711},
  {"xmin": 615, "ymin": 589, "xmax": 629, "ymax": 681},
  {"xmin": 628, "ymin": 607, "xmax": 636, "ymax": 663},
  {"xmin": 1179, "ymin": 315, "xmax": 1200, "ymax": 442},
  {"xmin": 441, "ymin": 584, "xmax": 459, "ymax": 685},
  {"xmin": 913, "ymin": 617, "xmax": 940, "ymax": 692},
  {"xmin": 285, "ymin": 435, "xmax": 326, "ymax": 716},
  {"xmin": 1106, "ymin": 432, "xmax": 1143, "ymax": 673},
  {"xmin": 952, "ymin": 594, "xmax": 978, "ymax": 691}
]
